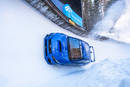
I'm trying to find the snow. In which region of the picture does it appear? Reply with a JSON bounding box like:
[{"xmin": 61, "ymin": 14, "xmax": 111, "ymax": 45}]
[
  {"xmin": 44, "ymin": 58, "xmax": 130, "ymax": 87},
  {"xmin": 0, "ymin": 0, "xmax": 130, "ymax": 87},
  {"xmin": 92, "ymin": 0, "xmax": 130, "ymax": 44}
]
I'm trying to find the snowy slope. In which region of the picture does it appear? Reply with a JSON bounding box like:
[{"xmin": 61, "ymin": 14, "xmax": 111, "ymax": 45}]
[
  {"xmin": 0, "ymin": 0, "xmax": 130, "ymax": 87},
  {"xmin": 44, "ymin": 58, "xmax": 130, "ymax": 87},
  {"xmin": 92, "ymin": 0, "xmax": 130, "ymax": 44}
]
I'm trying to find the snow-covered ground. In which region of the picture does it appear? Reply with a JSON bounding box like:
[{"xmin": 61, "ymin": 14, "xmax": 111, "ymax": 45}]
[
  {"xmin": 92, "ymin": 0, "xmax": 130, "ymax": 44},
  {"xmin": 0, "ymin": 0, "xmax": 130, "ymax": 87}
]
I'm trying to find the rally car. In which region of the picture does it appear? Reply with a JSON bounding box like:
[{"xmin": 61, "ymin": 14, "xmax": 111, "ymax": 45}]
[{"xmin": 44, "ymin": 33, "xmax": 95, "ymax": 65}]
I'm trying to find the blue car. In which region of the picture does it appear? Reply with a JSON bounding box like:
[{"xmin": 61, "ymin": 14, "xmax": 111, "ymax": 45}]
[{"xmin": 44, "ymin": 33, "xmax": 95, "ymax": 65}]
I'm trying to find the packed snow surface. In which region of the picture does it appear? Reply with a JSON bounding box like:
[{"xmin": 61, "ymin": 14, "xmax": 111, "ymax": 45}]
[
  {"xmin": 0, "ymin": 0, "xmax": 130, "ymax": 87},
  {"xmin": 92, "ymin": 0, "xmax": 130, "ymax": 44}
]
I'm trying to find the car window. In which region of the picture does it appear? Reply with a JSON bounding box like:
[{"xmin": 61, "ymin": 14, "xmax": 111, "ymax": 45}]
[{"xmin": 68, "ymin": 37, "xmax": 82, "ymax": 60}]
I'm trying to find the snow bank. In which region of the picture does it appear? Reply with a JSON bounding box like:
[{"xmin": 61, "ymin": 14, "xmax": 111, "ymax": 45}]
[
  {"xmin": 43, "ymin": 58, "xmax": 130, "ymax": 87},
  {"xmin": 92, "ymin": 0, "xmax": 130, "ymax": 44}
]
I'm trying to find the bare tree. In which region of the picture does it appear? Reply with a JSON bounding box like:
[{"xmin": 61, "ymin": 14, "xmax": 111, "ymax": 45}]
[{"xmin": 82, "ymin": 0, "xmax": 118, "ymax": 31}]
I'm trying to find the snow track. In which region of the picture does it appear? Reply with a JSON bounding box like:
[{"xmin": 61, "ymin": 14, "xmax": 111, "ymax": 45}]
[
  {"xmin": 91, "ymin": 0, "xmax": 130, "ymax": 44},
  {"xmin": 25, "ymin": 0, "xmax": 130, "ymax": 43},
  {"xmin": 0, "ymin": 0, "xmax": 130, "ymax": 87}
]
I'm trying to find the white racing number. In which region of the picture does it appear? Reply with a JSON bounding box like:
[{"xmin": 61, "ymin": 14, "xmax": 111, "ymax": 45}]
[{"xmin": 65, "ymin": 6, "xmax": 72, "ymax": 13}]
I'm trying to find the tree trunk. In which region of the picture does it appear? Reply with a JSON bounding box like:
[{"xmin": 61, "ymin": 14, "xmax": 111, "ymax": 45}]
[{"xmin": 82, "ymin": 0, "xmax": 118, "ymax": 31}]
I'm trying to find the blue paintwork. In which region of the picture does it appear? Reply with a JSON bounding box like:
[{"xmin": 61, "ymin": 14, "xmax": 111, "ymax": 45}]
[
  {"xmin": 63, "ymin": 4, "xmax": 83, "ymax": 27},
  {"xmin": 44, "ymin": 33, "xmax": 95, "ymax": 65},
  {"xmin": 51, "ymin": 0, "xmax": 83, "ymax": 27},
  {"xmin": 51, "ymin": 0, "xmax": 64, "ymax": 12}
]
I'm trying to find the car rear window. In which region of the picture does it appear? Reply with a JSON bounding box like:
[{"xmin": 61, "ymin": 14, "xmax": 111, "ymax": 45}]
[{"xmin": 68, "ymin": 37, "xmax": 82, "ymax": 60}]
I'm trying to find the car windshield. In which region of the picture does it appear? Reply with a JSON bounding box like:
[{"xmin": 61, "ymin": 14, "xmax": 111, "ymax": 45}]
[
  {"xmin": 60, "ymin": 0, "xmax": 82, "ymax": 17},
  {"xmin": 68, "ymin": 37, "xmax": 82, "ymax": 60}
]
